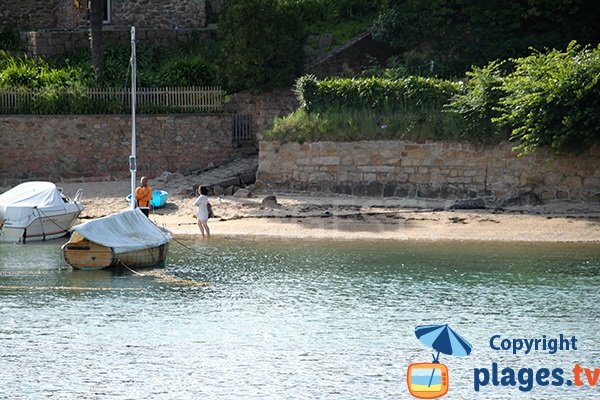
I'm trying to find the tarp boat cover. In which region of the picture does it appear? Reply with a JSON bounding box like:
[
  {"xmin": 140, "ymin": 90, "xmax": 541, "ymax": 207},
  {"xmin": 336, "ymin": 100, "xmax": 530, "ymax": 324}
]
[
  {"xmin": 0, "ymin": 182, "xmax": 83, "ymax": 237},
  {"xmin": 0, "ymin": 181, "xmax": 72, "ymax": 211},
  {"xmin": 71, "ymin": 208, "xmax": 171, "ymax": 254}
]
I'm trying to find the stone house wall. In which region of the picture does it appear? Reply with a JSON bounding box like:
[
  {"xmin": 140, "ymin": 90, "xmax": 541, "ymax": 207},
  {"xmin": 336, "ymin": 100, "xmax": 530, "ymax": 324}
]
[
  {"xmin": 0, "ymin": 0, "xmax": 57, "ymax": 31},
  {"xmin": 2, "ymin": 0, "xmax": 208, "ymax": 57},
  {"xmin": 256, "ymin": 140, "xmax": 600, "ymax": 204},
  {"xmin": 110, "ymin": 0, "xmax": 206, "ymax": 29},
  {"xmin": 21, "ymin": 28, "xmax": 216, "ymax": 58},
  {"xmin": 1, "ymin": 0, "xmax": 206, "ymax": 31}
]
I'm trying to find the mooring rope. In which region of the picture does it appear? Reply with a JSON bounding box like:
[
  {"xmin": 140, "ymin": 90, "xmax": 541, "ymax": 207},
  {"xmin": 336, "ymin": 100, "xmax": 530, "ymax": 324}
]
[
  {"xmin": 117, "ymin": 260, "xmax": 145, "ymax": 276},
  {"xmin": 117, "ymin": 259, "xmax": 209, "ymax": 286},
  {"xmin": 170, "ymin": 236, "xmax": 207, "ymax": 255}
]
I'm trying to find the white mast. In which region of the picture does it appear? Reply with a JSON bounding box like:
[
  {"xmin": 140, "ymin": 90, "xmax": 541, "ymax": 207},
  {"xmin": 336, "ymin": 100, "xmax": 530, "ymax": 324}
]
[{"xmin": 129, "ymin": 26, "xmax": 137, "ymax": 209}]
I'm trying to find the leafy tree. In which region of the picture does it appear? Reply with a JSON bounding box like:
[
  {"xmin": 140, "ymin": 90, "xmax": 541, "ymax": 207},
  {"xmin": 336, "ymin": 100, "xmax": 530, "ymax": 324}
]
[
  {"xmin": 218, "ymin": 0, "xmax": 306, "ymax": 91},
  {"xmin": 372, "ymin": 0, "xmax": 600, "ymax": 77},
  {"xmin": 495, "ymin": 42, "xmax": 600, "ymax": 154},
  {"xmin": 447, "ymin": 61, "xmax": 508, "ymax": 140}
]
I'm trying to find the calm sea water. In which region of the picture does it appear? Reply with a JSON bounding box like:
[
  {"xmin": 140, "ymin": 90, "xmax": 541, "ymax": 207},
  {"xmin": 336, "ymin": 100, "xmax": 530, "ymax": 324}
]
[{"xmin": 1, "ymin": 238, "xmax": 599, "ymax": 399}]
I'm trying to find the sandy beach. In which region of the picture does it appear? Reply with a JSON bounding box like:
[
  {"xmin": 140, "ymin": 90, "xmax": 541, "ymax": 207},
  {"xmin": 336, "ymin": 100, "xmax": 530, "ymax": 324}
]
[{"xmin": 42, "ymin": 178, "xmax": 600, "ymax": 243}]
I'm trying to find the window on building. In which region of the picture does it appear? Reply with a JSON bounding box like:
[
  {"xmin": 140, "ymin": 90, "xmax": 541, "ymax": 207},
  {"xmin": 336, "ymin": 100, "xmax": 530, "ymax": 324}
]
[
  {"xmin": 102, "ymin": 0, "xmax": 111, "ymax": 24},
  {"xmin": 86, "ymin": 0, "xmax": 112, "ymax": 24}
]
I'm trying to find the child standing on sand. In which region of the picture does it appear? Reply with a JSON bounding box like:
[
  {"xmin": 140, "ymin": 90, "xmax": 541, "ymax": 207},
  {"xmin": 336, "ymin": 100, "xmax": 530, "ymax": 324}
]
[{"xmin": 193, "ymin": 186, "xmax": 210, "ymax": 238}]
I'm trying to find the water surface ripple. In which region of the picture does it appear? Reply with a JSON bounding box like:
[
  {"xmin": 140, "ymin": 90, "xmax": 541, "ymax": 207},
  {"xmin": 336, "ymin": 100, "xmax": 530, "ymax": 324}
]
[{"xmin": 1, "ymin": 239, "xmax": 599, "ymax": 399}]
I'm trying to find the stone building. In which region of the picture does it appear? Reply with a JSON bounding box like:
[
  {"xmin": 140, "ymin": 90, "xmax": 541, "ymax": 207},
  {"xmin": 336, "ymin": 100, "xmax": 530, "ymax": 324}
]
[{"xmin": 0, "ymin": 0, "xmax": 211, "ymax": 57}]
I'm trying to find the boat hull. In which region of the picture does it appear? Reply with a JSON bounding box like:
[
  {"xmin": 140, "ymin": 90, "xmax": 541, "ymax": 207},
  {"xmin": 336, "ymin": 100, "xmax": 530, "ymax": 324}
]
[
  {"xmin": 62, "ymin": 234, "xmax": 169, "ymax": 270},
  {"xmin": 114, "ymin": 243, "xmax": 169, "ymax": 269},
  {"xmin": 0, "ymin": 210, "xmax": 81, "ymax": 243}
]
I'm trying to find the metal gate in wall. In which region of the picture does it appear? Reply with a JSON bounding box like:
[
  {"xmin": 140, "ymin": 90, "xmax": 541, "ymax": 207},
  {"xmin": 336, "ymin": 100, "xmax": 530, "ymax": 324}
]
[{"xmin": 231, "ymin": 113, "xmax": 254, "ymax": 145}]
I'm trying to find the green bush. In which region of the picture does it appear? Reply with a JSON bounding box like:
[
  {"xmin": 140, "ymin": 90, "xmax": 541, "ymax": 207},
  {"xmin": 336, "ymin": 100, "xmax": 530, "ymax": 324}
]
[
  {"xmin": 280, "ymin": 0, "xmax": 383, "ymax": 23},
  {"xmin": 286, "ymin": 73, "xmax": 475, "ymax": 144},
  {"xmin": 280, "ymin": 0, "xmax": 384, "ymax": 51},
  {"xmin": 494, "ymin": 42, "xmax": 600, "ymax": 154},
  {"xmin": 29, "ymin": 85, "xmax": 88, "ymax": 114},
  {"xmin": 295, "ymin": 74, "xmax": 461, "ymax": 113},
  {"xmin": 218, "ymin": 0, "xmax": 306, "ymax": 92},
  {"xmin": 58, "ymin": 40, "xmax": 221, "ymax": 88},
  {"xmin": 0, "ymin": 28, "xmax": 22, "ymax": 51},
  {"xmin": 265, "ymin": 108, "xmax": 329, "ymax": 143},
  {"xmin": 448, "ymin": 61, "xmax": 509, "ymax": 141},
  {"xmin": 95, "ymin": 43, "xmax": 158, "ymax": 87},
  {"xmin": 0, "ymin": 53, "xmax": 89, "ymax": 89},
  {"xmin": 371, "ymin": 0, "xmax": 600, "ymax": 78},
  {"xmin": 265, "ymin": 106, "xmax": 470, "ymax": 143},
  {"xmin": 157, "ymin": 52, "xmax": 218, "ymax": 87},
  {"xmin": 0, "ymin": 48, "xmax": 225, "ymax": 114}
]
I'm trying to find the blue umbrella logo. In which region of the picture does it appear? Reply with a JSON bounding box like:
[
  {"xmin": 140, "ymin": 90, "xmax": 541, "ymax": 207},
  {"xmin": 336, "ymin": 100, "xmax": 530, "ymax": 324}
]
[
  {"xmin": 415, "ymin": 324, "xmax": 473, "ymax": 362},
  {"xmin": 407, "ymin": 324, "xmax": 472, "ymax": 398}
]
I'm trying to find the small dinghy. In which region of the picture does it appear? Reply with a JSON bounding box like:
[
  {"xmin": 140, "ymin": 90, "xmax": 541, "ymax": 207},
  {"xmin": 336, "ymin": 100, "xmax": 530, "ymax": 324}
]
[{"xmin": 62, "ymin": 208, "xmax": 170, "ymax": 270}]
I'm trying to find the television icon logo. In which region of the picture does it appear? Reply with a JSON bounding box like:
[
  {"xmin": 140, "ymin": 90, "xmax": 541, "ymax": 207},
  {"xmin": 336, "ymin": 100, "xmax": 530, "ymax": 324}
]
[
  {"xmin": 407, "ymin": 324, "xmax": 472, "ymax": 399},
  {"xmin": 407, "ymin": 362, "xmax": 449, "ymax": 399}
]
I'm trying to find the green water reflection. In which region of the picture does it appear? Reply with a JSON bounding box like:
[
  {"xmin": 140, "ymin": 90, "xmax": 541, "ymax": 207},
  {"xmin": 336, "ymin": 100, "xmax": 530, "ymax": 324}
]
[{"xmin": 0, "ymin": 239, "xmax": 598, "ymax": 399}]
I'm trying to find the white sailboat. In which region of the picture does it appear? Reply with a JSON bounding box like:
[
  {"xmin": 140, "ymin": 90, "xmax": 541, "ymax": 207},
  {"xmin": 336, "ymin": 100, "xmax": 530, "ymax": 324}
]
[{"xmin": 62, "ymin": 27, "xmax": 171, "ymax": 270}]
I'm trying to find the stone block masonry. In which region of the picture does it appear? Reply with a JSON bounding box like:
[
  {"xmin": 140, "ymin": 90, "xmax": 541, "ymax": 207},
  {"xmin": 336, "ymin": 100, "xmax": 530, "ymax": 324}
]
[
  {"xmin": 3, "ymin": 0, "xmax": 209, "ymax": 58},
  {"xmin": 22, "ymin": 28, "xmax": 216, "ymax": 58},
  {"xmin": 0, "ymin": 114, "xmax": 237, "ymax": 183},
  {"xmin": 256, "ymin": 140, "xmax": 600, "ymax": 204},
  {"xmin": 2, "ymin": 0, "xmax": 206, "ymax": 31},
  {"xmin": 0, "ymin": 90, "xmax": 295, "ymax": 184}
]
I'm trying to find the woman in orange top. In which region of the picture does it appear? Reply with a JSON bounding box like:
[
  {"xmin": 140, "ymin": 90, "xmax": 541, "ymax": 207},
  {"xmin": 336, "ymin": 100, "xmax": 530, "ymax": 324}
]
[{"xmin": 135, "ymin": 176, "xmax": 152, "ymax": 217}]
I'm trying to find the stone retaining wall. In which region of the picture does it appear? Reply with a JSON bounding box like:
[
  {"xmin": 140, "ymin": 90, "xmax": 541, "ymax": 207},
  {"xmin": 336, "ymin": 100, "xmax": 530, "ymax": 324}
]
[
  {"xmin": 0, "ymin": 114, "xmax": 236, "ymax": 183},
  {"xmin": 0, "ymin": 91, "xmax": 296, "ymax": 184},
  {"xmin": 256, "ymin": 140, "xmax": 600, "ymax": 204}
]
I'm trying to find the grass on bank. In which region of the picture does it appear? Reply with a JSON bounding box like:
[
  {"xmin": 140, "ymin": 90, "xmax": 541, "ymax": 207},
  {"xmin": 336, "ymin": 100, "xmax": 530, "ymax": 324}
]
[
  {"xmin": 264, "ymin": 107, "xmax": 503, "ymax": 144},
  {"xmin": 266, "ymin": 42, "xmax": 600, "ymax": 154}
]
